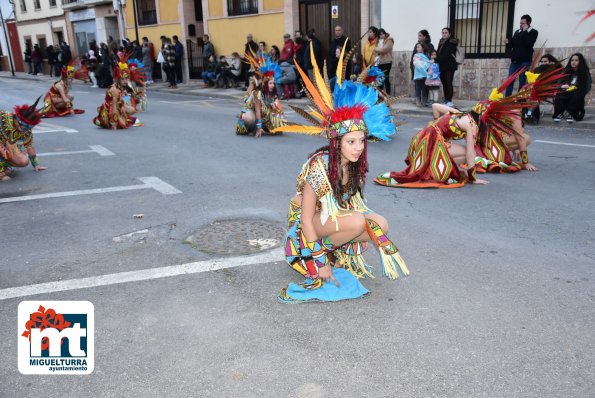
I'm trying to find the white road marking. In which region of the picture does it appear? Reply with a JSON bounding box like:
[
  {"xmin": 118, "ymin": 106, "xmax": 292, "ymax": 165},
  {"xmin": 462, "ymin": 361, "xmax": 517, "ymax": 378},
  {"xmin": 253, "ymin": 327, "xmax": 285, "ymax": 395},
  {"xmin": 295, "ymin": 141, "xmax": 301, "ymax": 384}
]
[
  {"xmin": 0, "ymin": 176, "xmax": 181, "ymax": 204},
  {"xmin": 159, "ymin": 99, "xmax": 225, "ymax": 104},
  {"xmin": 138, "ymin": 176, "xmax": 182, "ymax": 194},
  {"xmin": 33, "ymin": 122, "xmax": 78, "ymax": 134},
  {"xmin": 37, "ymin": 145, "xmax": 115, "ymax": 157},
  {"xmin": 535, "ymin": 140, "xmax": 595, "ymax": 148},
  {"xmin": 0, "ymin": 248, "xmax": 283, "ymax": 300}
]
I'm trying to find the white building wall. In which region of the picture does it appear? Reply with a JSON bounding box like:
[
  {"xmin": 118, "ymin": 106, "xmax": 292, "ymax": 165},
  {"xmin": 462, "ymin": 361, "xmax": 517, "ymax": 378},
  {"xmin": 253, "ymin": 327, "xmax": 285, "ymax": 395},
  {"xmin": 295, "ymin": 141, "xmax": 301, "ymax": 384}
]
[
  {"xmin": 17, "ymin": 19, "xmax": 67, "ymax": 46},
  {"xmin": 382, "ymin": 0, "xmax": 595, "ymax": 52},
  {"xmin": 514, "ymin": 0, "xmax": 594, "ymax": 48},
  {"xmin": 382, "ymin": 0, "xmax": 447, "ymax": 52},
  {"xmin": 381, "ymin": 0, "xmax": 595, "ymax": 101},
  {"xmin": 14, "ymin": 0, "xmax": 65, "ymax": 21}
]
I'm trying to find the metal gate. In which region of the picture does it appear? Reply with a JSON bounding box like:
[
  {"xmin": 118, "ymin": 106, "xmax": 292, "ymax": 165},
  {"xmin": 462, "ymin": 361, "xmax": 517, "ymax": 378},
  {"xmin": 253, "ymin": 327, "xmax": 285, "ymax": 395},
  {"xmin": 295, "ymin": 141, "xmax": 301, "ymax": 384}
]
[{"xmin": 187, "ymin": 39, "xmax": 204, "ymax": 79}]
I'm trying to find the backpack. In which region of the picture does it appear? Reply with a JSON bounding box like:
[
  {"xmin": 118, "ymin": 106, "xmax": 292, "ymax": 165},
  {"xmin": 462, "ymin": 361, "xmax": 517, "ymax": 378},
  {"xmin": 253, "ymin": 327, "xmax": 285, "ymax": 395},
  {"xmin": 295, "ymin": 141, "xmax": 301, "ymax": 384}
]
[{"xmin": 453, "ymin": 46, "xmax": 465, "ymax": 65}]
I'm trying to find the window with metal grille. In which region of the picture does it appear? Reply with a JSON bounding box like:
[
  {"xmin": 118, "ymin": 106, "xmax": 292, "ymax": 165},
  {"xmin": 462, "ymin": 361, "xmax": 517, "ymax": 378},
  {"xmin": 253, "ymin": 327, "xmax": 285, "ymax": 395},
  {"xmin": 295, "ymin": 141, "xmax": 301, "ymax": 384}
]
[
  {"xmin": 49, "ymin": 0, "xmax": 57, "ymax": 7},
  {"xmin": 20, "ymin": 0, "xmax": 27, "ymax": 12},
  {"xmin": 33, "ymin": 0, "xmax": 40, "ymax": 9},
  {"xmin": 228, "ymin": 0, "xmax": 258, "ymax": 17},
  {"xmin": 136, "ymin": 0, "xmax": 157, "ymax": 25},
  {"xmin": 449, "ymin": 0, "xmax": 516, "ymax": 58}
]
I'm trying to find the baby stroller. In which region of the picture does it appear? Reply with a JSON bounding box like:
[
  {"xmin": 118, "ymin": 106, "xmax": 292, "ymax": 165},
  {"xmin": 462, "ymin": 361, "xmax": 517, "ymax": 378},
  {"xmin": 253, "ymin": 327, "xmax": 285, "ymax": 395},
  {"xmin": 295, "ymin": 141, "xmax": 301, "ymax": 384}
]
[{"xmin": 279, "ymin": 61, "xmax": 298, "ymax": 99}]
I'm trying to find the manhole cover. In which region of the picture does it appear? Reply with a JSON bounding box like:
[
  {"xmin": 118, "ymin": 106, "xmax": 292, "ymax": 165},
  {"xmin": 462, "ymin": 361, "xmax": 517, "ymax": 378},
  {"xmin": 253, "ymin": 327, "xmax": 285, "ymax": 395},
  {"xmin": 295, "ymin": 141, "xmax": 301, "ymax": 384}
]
[{"xmin": 185, "ymin": 219, "xmax": 286, "ymax": 255}]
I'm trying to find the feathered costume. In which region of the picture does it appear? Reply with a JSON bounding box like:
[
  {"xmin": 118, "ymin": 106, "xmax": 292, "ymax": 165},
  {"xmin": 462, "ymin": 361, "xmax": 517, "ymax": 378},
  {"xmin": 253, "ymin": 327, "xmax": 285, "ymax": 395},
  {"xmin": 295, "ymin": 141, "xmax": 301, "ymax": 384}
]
[
  {"xmin": 125, "ymin": 58, "xmax": 148, "ymax": 112},
  {"xmin": 1, "ymin": 97, "xmax": 44, "ymax": 179},
  {"xmin": 473, "ymin": 55, "xmax": 566, "ymax": 173},
  {"xmin": 273, "ymin": 42, "xmax": 408, "ymax": 303},
  {"xmin": 40, "ymin": 59, "xmax": 87, "ymax": 117},
  {"xmin": 235, "ymin": 53, "xmax": 287, "ymax": 135},
  {"xmin": 93, "ymin": 58, "xmax": 139, "ymax": 129},
  {"xmin": 374, "ymin": 65, "xmax": 565, "ymax": 188}
]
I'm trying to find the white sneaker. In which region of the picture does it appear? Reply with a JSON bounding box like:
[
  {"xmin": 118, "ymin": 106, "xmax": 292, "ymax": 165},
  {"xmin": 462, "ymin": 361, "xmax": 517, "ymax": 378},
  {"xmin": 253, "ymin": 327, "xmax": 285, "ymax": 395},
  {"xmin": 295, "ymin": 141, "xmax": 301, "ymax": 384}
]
[
  {"xmin": 445, "ymin": 101, "xmax": 454, "ymax": 107},
  {"xmin": 91, "ymin": 85, "xmax": 98, "ymax": 88}
]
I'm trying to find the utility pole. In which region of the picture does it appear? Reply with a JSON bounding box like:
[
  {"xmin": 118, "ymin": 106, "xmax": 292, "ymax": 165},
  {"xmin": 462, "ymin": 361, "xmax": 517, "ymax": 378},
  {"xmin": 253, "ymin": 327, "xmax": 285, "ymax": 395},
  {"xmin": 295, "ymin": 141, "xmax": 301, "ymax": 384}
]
[
  {"xmin": 131, "ymin": 0, "xmax": 139, "ymax": 42},
  {"xmin": 0, "ymin": 4, "xmax": 15, "ymax": 76}
]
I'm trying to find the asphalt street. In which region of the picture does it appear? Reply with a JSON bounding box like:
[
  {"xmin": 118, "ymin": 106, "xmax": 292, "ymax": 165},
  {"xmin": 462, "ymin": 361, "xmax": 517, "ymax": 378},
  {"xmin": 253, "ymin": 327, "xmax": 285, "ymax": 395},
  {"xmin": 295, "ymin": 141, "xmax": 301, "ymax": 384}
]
[{"xmin": 1, "ymin": 77, "xmax": 594, "ymax": 397}]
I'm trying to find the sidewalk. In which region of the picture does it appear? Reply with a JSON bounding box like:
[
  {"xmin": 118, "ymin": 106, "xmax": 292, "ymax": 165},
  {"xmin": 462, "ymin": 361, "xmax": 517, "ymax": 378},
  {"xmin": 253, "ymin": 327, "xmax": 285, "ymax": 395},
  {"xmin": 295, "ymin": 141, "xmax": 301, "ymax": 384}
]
[{"xmin": 3, "ymin": 71, "xmax": 594, "ymax": 130}]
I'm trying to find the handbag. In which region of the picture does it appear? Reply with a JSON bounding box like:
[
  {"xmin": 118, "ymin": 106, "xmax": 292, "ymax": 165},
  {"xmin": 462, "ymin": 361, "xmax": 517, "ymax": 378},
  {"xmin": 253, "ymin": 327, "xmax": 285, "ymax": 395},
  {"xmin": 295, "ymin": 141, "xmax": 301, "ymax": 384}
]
[{"xmin": 156, "ymin": 51, "xmax": 165, "ymax": 64}]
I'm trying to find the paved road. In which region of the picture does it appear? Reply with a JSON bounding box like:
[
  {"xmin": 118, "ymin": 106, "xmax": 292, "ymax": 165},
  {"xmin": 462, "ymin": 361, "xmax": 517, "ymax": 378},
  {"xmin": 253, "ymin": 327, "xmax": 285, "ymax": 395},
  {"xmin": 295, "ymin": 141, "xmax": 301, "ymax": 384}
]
[{"xmin": 1, "ymin": 77, "xmax": 594, "ymax": 397}]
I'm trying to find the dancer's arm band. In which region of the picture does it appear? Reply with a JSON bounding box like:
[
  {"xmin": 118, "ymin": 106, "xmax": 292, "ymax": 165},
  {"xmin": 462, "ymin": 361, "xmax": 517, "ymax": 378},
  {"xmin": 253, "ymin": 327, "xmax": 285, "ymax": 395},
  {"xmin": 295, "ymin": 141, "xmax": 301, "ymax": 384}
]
[
  {"xmin": 256, "ymin": 118, "xmax": 262, "ymax": 128},
  {"xmin": 520, "ymin": 150, "xmax": 529, "ymax": 164},
  {"xmin": 28, "ymin": 154, "xmax": 40, "ymax": 168},
  {"xmin": 467, "ymin": 166, "xmax": 477, "ymax": 182}
]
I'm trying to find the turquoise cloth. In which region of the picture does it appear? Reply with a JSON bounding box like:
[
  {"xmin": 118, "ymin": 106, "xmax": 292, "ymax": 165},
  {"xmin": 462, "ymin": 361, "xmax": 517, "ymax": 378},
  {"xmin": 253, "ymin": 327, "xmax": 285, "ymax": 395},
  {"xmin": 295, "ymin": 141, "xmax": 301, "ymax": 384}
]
[
  {"xmin": 413, "ymin": 53, "xmax": 430, "ymax": 80},
  {"xmin": 278, "ymin": 268, "xmax": 370, "ymax": 303}
]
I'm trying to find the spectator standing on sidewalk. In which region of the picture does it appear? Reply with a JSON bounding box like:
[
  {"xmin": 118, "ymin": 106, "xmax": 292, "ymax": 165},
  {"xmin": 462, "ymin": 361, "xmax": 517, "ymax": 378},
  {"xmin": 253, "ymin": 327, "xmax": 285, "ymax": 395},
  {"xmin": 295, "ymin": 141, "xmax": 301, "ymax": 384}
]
[
  {"xmin": 328, "ymin": 25, "xmax": 351, "ymax": 80},
  {"xmin": 374, "ymin": 28, "xmax": 394, "ymax": 94},
  {"xmin": 32, "ymin": 44, "xmax": 43, "ymax": 75},
  {"xmin": 46, "ymin": 45, "xmax": 56, "ymax": 77},
  {"xmin": 141, "ymin": 37, "xmax": 154, "ymax": 83},
  {"xmin": 436, "ymin": 27, "xmax": 458, "ymax": 107},
  {"xmin": 303, "ymin": 29, "xmax": 322, "ymax": 79},
  {"xmin": 363, "ymin": 26, "xmax": 378, "ymax": 67},
  {"xmin": 504, "ymin": 14, "xmax": 538, "ymax": 97},
  {"xmin": 243, "ymin": 33, "xmax": 259, "ymax": 89},
  {"xmin": 173, "ymin": 35, "xmax": 184, "ymax": 84},
  {"xmin": 60, "ymin": 42, "xmax": 72, "ymax": 67},
  {"xmin": 202, "ymin": 34, "xmax": 215, "ymax": 70},
  {"xmin": 280, "ymin": 34, "xmax": 294, "ymax": 62},
  {"xmin": 162, "ymin": 38, "xmax": 177, "ymax": 88},
  {"xmin": 24, "ymin": 43, "xmax": 33, "ymax": 74}
]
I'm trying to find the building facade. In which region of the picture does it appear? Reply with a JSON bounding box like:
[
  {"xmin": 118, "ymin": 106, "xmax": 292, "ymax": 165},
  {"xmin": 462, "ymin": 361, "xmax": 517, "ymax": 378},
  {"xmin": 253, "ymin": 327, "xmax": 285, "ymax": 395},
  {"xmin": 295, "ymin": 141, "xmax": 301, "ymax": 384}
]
[
  {"xmin": 13, "ymin": 0, "xmax": 69, "ymax": 72},
  {"xmin": 61, "ymin": 0, "xmax": 121, "ymax": 58},
  {"xmin": 382, "ymin": 0, "xmax": 595, "ymax": 102}
]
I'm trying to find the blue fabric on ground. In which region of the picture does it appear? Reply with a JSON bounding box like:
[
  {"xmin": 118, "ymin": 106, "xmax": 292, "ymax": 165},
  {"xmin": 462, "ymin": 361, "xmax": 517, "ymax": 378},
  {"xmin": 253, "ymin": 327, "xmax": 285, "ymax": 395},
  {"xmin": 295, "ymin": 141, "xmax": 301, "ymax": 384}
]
[{"xmin": 278, "ymin": 268, "xmax": 370, "ymax": 303}]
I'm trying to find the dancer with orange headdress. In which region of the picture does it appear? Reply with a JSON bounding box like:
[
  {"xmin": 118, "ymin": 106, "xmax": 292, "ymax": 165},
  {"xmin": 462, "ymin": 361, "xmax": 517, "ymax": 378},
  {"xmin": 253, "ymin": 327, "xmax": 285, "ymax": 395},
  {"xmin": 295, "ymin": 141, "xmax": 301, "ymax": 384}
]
[
  {"xmin": 273, "ymin": 42, "xmax": 408, "ymax": 303},
  {"xmin": 235, "ymin": 53, "xmax": 286, "ymax": 137},
  {"xmin": 40, "ymin": 59, "xmax": 87, "ymax": 118},
  {"xmin": 92, "ymin": 60, "xmax": 139, "ymax": 130}
]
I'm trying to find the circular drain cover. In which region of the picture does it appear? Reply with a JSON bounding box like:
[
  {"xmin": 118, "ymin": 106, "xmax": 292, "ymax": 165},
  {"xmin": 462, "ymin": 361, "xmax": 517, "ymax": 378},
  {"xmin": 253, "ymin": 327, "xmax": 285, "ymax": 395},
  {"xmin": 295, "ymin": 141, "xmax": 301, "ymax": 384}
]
[{"xmin": 186, "ymin": 218, "xmax": 286, "ymax": 255}]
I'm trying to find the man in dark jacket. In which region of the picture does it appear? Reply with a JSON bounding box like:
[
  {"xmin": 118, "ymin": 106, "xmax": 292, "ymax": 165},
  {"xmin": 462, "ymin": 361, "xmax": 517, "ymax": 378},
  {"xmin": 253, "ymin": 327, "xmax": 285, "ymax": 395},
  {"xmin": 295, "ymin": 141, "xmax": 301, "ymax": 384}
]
[
  {"xmin": 303, "ymin": 29, "xmax": 322, "ymax": 79},
  {"xmin": 173, "ymin": 35, "xmax": 184, "ymax": 84},
  {"xmin": 327, "ymin": 25, "xmax": 351, "ymax": 79},
  {"xmin": 242, "ymin": 33, "xmax": 259, "ymax": 89},
  {"xmin": 504, "ymin": 14, "xmax": 538, "ymax": 96}
]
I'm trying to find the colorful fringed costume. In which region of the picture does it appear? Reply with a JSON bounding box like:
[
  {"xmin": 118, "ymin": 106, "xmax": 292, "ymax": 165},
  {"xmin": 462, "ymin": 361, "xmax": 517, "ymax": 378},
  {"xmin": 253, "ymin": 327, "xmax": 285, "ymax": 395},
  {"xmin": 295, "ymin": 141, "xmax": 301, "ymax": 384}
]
[
  {"xmin": 0, "ymin": 99, "xmax": 44, "ymax": 180},
  {"xmin": 235, "ymin": 53, "xmax": 286, "ymax": 135},
  {"xmin": 274, "ymin": 41, "xmax": 408, "ymax": 303},
  {"xmin": 126, "ymin": 58, "xmax": 148, "ymax": 112},
  {"xmin": 40, "ymin": 61, "xmax": 86, "ymax": 118},
  {"xmin": 374, "ymin": 112, "xmax": 477, "ymax": 188},
  {"xmin": 473, "ymin": 60, "xmax": 566, "ymax": 174},
  {"xmin": 92, "ymin": 61, "xmax": 138, "ymax": 130},
  {"xmin": 375, "ymin": 66, "xmax": 565, "ymax": 188}
]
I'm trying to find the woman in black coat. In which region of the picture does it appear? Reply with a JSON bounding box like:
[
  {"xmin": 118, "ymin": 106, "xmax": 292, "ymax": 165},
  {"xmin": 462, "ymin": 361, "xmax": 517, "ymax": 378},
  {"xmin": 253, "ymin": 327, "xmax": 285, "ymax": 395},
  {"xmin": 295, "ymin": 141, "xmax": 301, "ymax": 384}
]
[
  {"xmin": 436, "ymin": 27, "xmax": 459, "ymax": 107},
  {"xmin": 553, "ymin": 53, "xmax": 591, "ymax": 122}
]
